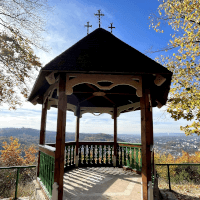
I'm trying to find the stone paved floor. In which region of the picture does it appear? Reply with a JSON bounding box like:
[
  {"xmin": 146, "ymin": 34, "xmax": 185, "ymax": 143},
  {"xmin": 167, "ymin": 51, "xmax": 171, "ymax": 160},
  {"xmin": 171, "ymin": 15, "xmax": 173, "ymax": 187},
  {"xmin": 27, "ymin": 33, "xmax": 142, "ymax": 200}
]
[{"xmin": 63, "ymin": 167, "xmax": 142, "ymax": 200}]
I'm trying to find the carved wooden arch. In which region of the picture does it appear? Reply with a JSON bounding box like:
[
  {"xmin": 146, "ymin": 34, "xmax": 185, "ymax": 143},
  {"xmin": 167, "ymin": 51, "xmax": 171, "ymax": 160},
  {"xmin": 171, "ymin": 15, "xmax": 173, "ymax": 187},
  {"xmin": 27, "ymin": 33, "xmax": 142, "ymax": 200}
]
[
  {"xmin": 66, "ymin": 73, "xmax": 142, "ymax": 97},
  {"xmin": 79, "ymin": 107, "xmax": 114, "ymax": 118},
  {"xmin": 117, "ymin": 102, "xmax": 140, "ymax": 117}
]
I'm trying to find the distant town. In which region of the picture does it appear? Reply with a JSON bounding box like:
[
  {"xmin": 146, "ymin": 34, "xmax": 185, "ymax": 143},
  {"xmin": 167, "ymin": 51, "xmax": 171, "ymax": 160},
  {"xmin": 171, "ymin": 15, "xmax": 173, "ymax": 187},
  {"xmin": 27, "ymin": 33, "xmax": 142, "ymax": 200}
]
[
  {"xmin": 0, "ymin": 128, "xmax": 199, "ymax": 159},
  {"xmin": 117, "ymin": 133, "xmax": 200, "ymax": 158}
]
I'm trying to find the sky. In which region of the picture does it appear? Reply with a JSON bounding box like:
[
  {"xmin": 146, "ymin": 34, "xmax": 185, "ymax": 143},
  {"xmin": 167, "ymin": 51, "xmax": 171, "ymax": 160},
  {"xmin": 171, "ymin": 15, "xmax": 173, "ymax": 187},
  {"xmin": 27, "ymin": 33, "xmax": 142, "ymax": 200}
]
[{"xmin": 0, "ymin": 0, "xmax": 191, "ymax": 135}]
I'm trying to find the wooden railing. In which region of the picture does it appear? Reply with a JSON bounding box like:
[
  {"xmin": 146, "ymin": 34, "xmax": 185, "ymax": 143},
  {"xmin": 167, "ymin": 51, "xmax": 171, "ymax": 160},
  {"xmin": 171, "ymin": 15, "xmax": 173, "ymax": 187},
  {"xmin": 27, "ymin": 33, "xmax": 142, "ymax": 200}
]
[
  {"xmin": 78, "ymin": 142, "xmax": 114, "ymax": 167},
  {"xmin": 118, "ymin": 142, "xmax": 142, "ymax": 173},
  {"xmin": 38, "ymin": 142, "xmax": 142, "ymax": 199},
  {"xmin": 38, "ymin": 144, "xmax": 55, "ymax": 199},
  {"xmin": 65, "ymin": 142, "xmax": 76, "ymax": 169}
]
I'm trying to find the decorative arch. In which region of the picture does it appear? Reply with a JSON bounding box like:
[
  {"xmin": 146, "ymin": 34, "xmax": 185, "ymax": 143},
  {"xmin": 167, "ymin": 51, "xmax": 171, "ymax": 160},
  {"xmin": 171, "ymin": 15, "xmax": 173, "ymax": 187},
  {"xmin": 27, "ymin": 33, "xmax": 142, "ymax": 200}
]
[
  {"xmin": 80, "ymin": 107, "xmax": 114, "ymax": 118},
  {"xmin": 66, "ymin": 73, "xmax": 142, "ymax": 97}
]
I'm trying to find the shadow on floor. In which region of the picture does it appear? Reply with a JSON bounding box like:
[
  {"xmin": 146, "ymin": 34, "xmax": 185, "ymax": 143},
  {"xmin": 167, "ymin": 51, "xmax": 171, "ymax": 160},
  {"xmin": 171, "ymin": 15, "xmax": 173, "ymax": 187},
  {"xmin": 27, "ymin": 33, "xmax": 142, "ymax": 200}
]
[{"xmin": 63, "ymin": 167, "xmax": 142, "ymax": 200}]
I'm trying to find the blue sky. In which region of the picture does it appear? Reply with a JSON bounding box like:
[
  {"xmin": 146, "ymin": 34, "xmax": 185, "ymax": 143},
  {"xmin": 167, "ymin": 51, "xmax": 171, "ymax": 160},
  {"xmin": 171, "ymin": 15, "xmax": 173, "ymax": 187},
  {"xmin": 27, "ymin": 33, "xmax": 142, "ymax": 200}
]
[{"xmin": 0, "ymin": 0, "xmax": 190, "ymax": 135}]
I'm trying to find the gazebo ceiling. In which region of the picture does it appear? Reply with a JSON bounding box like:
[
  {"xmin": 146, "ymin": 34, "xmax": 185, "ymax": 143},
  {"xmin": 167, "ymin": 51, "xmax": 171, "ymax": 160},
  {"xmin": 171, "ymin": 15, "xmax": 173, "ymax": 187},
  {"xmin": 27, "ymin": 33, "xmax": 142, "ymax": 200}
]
[{"xmin": 28, "ymin": 28, "xmax": 173, "ymax": 116}]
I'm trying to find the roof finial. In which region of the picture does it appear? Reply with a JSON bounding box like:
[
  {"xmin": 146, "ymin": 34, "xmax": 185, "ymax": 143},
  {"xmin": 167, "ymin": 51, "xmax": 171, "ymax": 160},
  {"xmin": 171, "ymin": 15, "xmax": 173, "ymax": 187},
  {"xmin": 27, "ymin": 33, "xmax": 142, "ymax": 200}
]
[
  {"xmin": 108, "ymin": 23, "xmax": 115, "ymax": 34},
  {"xmin": 84, "ymin": 21, "xmax": 92, "ymax": 35},
  {"xmin": 94, "ymin": 9, "xmax": 104, "ymax": 28}
]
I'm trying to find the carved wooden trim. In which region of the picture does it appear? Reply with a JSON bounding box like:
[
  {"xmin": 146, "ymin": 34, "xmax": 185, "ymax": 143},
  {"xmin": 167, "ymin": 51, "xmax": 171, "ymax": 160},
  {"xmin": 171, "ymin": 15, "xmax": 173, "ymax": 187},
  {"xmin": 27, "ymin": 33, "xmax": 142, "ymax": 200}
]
[
  {"xmin": 45, "ymin": 71, "xmax": 58, "ymax": 85},
  {"xmin": 117, "ymin": 102, "xmax": 140, "ymax": 117},
  {"xmin": 31, "ymin": 95, "xmax": 39, "ymax": 105},
  {"xmin": 154, "ymin": 74, "xmax": 166, "ymax": 86},
  {"xmin": 80, "ymin": 107, "xmax": 114, "ymax": 118},
  {"xmin": 156, "ymin": 100, "xmax": 162, "ymax": 108},
  {"xmin": 66, "ymin": 74, "xmax": 142, "ymax": 97},
  {"xmin": 67, "ymin": 103, "xmax": 77, "ymax": 114},
  {"xmin": 47, "ymin": 98, "xmax": 58, "ymax": 110},
  {"xmin": 43, "ymin": 82, "xmax": 59, "ymax": 107}
]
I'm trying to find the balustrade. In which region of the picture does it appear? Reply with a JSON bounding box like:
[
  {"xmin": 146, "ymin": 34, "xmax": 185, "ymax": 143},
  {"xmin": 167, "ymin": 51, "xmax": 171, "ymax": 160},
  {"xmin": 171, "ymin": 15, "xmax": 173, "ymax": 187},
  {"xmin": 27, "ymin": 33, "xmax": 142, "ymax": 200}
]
[
  {"xmin": 78, "ymin": 142, "xmax": 114, "ymax": 167},
  {"xmin": 38, "ymin": 145, "xmax": 55, "ymax": 198},
  {"xmin": 37, "ymin": 142, "xmax": 142, "ymax": 199},
  {"xmin": 118, "ymin": 142, "xmax": 142, "ymax": 172},
  {"xmin": 65, "ymin": 142, "xmax": 76, "ymax": 169}
]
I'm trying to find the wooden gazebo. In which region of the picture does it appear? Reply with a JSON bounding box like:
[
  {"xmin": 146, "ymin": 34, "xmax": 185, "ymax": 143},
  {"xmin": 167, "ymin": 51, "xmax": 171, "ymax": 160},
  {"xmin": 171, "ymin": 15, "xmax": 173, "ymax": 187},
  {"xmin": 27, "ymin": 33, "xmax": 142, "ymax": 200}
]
[{"xmin": 28, "ymin": 28, "xmax": 173, "ymax": 200}]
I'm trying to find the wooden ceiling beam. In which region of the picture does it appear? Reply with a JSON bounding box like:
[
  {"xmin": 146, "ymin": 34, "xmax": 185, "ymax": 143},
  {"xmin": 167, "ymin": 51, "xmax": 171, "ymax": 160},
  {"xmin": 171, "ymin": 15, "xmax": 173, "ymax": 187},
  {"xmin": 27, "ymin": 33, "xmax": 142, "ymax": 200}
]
[
  {"xmin": 85, "ymin": 83, "xmax": 98, "ymax": 91},
  {"xmin": 73, "ymin": 91, "xmax": 136, "ymax": 95},
  {"xmin": 103, "ymin": 95, "xmax": 116, "ymax": 105},
  {"xmin": 79, "ymin": 95, "xmax": 95, "ymax": 104}
]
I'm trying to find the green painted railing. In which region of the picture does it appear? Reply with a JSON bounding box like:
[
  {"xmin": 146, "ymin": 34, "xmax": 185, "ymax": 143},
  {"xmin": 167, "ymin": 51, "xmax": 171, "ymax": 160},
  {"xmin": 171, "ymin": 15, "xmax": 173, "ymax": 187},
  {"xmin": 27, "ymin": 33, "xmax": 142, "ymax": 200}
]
[
  {"xmin": 118, "ymin": 142, "xmax": 142, "ymax": 172},
  {"xmin": 38, "ymin": 145, "xmax": 55, "ymax": 198},
  {"xmin": 0, "ymin": 165, "xmax": 36, "ymax": 200},
  {"xmin": 78, "ymin": 142, "xmax": 114, "ymax": 166}
]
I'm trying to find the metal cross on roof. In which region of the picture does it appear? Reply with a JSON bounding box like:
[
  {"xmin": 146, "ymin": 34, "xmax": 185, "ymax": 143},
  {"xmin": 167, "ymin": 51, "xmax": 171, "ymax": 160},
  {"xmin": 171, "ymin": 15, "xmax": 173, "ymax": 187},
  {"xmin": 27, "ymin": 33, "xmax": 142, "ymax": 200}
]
[
  {"xmin": 84, "ymin": 22, "xmax": 92, "ymax": 35},
  {"xmin": 108, "ymin": 23, "xmax": 115, "ymax": 34},
  {"xmin": 94, "ymin": 9, "xmax": 104, "ymax": 28}
]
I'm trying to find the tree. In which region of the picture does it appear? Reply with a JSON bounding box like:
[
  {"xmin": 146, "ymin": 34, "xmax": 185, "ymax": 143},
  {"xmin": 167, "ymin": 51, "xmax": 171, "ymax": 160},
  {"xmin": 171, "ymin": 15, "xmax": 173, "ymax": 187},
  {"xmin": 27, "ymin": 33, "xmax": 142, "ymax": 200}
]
[
  {"xmin": 0, "ymin": 136, "xmax": 37, "ymax": 167},
  {"xmin": 148, "ymin": 0, "xmax": 200, "ymax": 136},
  {"xmin": 0, "ymin": 136, "xmax": 38, "ymax": 197},
  {"xmin": 0, "ymin": 0, "xmax": 53, "ymax": 109}
]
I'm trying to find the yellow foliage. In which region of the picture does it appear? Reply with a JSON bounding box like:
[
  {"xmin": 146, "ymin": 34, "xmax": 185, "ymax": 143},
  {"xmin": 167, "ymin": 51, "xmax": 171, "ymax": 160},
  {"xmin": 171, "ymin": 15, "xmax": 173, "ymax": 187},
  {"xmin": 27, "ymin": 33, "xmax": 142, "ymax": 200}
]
[
  {"xmin": 0, "ymin": 136, "xmax": 37, "ymax": 167},
  {"xmin": 149, "ymin": 0, "xmax": 200, "ymax": 136}
]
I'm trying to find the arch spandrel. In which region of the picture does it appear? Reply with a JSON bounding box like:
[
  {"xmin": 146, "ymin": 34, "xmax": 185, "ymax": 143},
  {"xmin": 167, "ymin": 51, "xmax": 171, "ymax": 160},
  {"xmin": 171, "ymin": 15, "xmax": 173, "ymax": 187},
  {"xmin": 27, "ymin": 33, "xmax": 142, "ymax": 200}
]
[{"xmin": 65, "ymin": 74, "xmax": 142, "ymax": 97}]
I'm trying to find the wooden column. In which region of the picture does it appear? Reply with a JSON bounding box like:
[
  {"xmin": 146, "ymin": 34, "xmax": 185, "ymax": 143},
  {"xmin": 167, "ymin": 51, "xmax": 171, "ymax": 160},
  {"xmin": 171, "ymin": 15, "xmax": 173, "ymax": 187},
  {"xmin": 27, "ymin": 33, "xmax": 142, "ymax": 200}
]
[
  {"xmin": 54, "ymin": 73, "xmax": 67, "ymax": 200},
  {"xmin": 140, "ymin": 76, "xmax": 153, "ymax": 200},
  {"xmin": 37, "ymin": 97, "xmax": 48, "ymax": 177},
  {"xmin": 113, "ymin": 106, "xmax": 117, "ymax": 166},
  {"xmin": 75, "ymin": 106, "xmax": 80, "ymax": 167}
]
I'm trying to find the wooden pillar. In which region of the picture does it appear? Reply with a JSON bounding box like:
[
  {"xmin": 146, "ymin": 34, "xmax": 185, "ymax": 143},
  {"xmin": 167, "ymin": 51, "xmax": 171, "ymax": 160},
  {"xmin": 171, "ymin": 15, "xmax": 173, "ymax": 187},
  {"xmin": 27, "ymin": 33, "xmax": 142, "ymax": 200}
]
[
  {"xmin": 140, "ymin": 76, "xmax": 153, "ymax": 200},
  {"xmin": 37, "ymin": 97, "xmax": 48, "ymax": 177},
  {"xmin": 54, "ymin": 73, "xmax": 67, "ymax": 200},
  {"xmin": 113, "ymin": 106, "xmax": 117, "ymax": 166},
  {"xmin": 75, "ymin": 106, "xmax": 80, "ymax": 167}
]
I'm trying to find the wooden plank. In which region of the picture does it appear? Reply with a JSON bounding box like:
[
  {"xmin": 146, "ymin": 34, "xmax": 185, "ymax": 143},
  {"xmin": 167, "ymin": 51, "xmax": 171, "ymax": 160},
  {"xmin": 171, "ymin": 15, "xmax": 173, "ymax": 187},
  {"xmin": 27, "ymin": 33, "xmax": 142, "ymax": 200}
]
[
  {"xmin": 75, "ymin": 106, "xmax": 80, "ymax": 157},
  {"xmin": 114, "ymin": 107, "xmax": 117, "ymax": 157},
  {"xmin": 39, "ymin": 146, "xmax": 55, "ymax": 158},
  {"xmin": 37, "ymin": 98, "xmax": 48, "ymax": 177},
  {"xmin": 140, "ymin": 75, "xmax": 153, "ymax": 200},
  {"xmin": 118, "ymin": 143, "xmax": 142, "ymax": 148},
  {"xmin": 54, "ymin": 73, "xmax": 67, "ymax": 200},
  {"xmin": 79, "ymin": 141, "xmax": 114, "ymax": 146}
]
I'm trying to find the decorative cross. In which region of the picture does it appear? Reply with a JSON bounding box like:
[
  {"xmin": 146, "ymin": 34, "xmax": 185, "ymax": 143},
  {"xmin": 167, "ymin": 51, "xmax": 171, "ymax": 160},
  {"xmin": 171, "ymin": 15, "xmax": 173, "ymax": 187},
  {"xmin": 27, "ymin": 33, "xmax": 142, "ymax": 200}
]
[
  {"xmin": 94, "ymin": 9, "xmax": 104, "ymax": 28},
  {"xmin": 84, "ymin": 22, "xmax": 92, "ymax": 35},
  {"xmin": 108, "ymin": 23, "xmax": 115, "ymax": 34}
]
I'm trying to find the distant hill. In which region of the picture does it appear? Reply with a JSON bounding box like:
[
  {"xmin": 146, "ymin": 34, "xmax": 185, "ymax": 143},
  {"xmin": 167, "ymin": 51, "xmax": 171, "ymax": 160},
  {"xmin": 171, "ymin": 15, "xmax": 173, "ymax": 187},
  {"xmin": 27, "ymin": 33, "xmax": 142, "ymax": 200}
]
[{"xmin": 0, "ymin": 128, "xmax": 125, "ymax": 153}]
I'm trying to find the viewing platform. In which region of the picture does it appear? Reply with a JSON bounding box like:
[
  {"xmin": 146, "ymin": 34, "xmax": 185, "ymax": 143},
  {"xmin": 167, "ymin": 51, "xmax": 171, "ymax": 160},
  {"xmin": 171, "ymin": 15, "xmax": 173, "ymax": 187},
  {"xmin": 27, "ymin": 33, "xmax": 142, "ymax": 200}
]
[{"xmin": 35, "ymin": 141, "xmax": 154, "ymax": 200}]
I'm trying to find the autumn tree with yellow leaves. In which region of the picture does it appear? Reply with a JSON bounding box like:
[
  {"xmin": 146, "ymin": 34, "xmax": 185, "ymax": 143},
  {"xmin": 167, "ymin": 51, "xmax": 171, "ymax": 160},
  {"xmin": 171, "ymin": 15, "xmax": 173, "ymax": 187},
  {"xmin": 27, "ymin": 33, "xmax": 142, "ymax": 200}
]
[
  {"xmin": 0, "ymin": 0, "xmax": 53, "ymax": 109},
  {"xmin": 0, "ymin": 136, "xmax": 37, "ymax": 167},
  {"xmin": 0, "ymin": 136, "xmax": 38, "ymax": 198},
  {"xmin": 148, "ymin": 0, "xmax": 200, "ymax": 136}
]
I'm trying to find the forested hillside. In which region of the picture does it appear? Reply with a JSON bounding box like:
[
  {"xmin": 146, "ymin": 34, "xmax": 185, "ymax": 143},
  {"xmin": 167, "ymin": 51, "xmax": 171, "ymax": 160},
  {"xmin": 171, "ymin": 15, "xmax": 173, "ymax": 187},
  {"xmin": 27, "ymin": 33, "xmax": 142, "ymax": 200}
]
[{"xmin": 0, "ymin": 128, "xmax": 125, "ymax": 158}]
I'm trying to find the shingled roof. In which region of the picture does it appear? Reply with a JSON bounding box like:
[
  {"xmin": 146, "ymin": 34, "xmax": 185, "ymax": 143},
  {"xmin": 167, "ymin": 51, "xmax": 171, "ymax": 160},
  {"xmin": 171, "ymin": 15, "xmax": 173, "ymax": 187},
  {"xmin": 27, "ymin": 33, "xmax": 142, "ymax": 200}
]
[
  {"xmin": 28, "ymin": 28, "xmax": 172, "ymax": 105},
  {"xmin": 42, "ymin": 28, "xmax": 171, "ymax": 74}
]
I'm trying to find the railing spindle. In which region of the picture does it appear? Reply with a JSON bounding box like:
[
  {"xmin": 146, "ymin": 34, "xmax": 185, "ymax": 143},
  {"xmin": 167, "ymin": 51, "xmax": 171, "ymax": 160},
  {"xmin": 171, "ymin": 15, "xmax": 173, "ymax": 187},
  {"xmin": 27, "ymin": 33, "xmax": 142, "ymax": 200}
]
[
  {"xmin": 127, "ymin": 147, "xmax": 130, "ymax": 167},
  {"xmin": 97, "ymin": 145, "xmax": 100, "ymax": 164},
  {"xmin": 102, "ymin": 145, "xmax": 104, "ymax": 164},
  {"xmin": 84, "ymin": 145, "xmax": 86, "ymax": 165},
  {"xmin": 106, "ymin": 145, "xmax": 108, "ymax": 164},
  {"xmin": 110, "ymin": 145, "xmax": 113, "ymax": 164},
  {"xmin": 88, "ymin": 145, "xmax": 91, "ymax": 164},
  {"xmin": 92, "ymin": 145, "xmax": 95, "ymax": 164},
  {"xmin": 136, "ymin": 148, "xmax": 139, "ymax": 171},
  {"xmin": 124, "ymin": 147, "xmax": 126, "ymax": 166}
]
